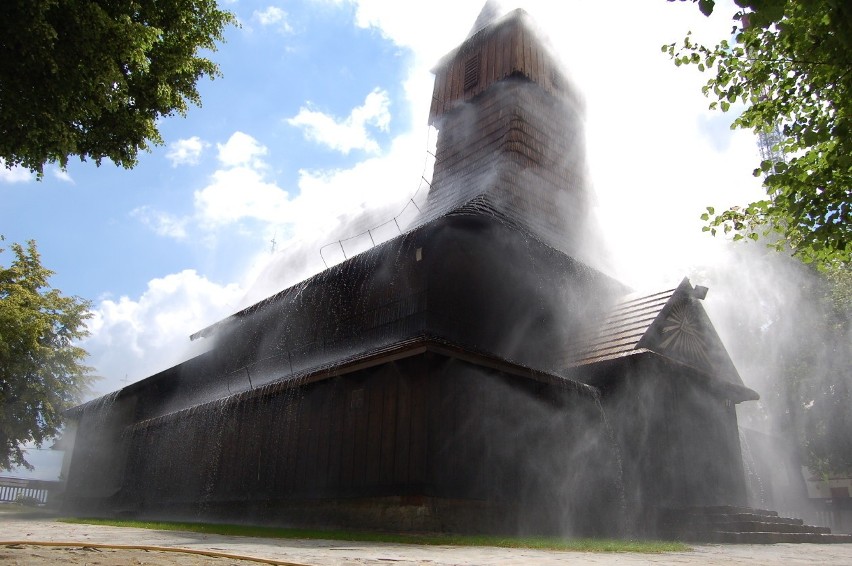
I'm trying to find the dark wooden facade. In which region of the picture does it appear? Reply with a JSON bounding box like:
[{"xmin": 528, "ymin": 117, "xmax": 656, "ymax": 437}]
[
  {"xmin": 66, "ymin": 345, "xmax": 622, "ymax": 535},
  {"xmin": 64, "ymin": 211, "xmax": 625, "ymax": 534},
  {"xmin": 582, "ymin": 353, "xmax": 750, "ymax": 533}
]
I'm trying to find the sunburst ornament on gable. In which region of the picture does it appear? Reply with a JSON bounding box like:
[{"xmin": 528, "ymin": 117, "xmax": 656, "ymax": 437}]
[{"xmin": 658, "ymin": 301, "xmax": 709, "ymax": 366}]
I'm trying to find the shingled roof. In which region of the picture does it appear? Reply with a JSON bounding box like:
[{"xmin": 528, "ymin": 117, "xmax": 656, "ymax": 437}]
[
  {"xmin": 566, "ymin": 278, "xmax": 751, "ymax": 392},
  {"xmin": 566, "ymin": 287, "xmax": 673, "ymax": 366}
]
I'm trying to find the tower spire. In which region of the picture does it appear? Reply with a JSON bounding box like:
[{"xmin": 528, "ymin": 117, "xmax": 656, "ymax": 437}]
[{"xmin": 467, "ymin": 0, "xmax": 505, "ymax": 38}]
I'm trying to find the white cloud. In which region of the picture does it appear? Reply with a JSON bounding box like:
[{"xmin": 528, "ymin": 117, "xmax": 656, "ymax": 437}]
[
  {"xmin": 287, "ymin": 88, "xmax": 391, "ymax": 154},
  {"xmin": 50, "ymin": 167, "xmax": 74, "ymax": 183},
  {"xmin": 330, "ymin": 0, "xmax": 481, "ymax": 63},
  {"xmin": 216, "ymin": 131, "xmax": 269, "ymax": 168},
  {"xmin": 192, "ymin": 132, "xmax": 289, "ymax": 228},
  {"xmin": 253, "ymin": 6, "xmax": 294, "ymax": 32},
  {"xmin": 194, "ymin": 124, "xmax": 413, "ymax": 234},
  {"xmin": 83, "ymin": 270, "xmax": 245, "ymax": 395},
  {"xmin": 187, "ymin": 124, "xmax": 428, "ymax": 303},
  {"xmin": 131, "ymin": 206, "xmax": 189, "ymax": 240},
  {"xmin": 195, "ymin": 166, "xmax": 290, "ymax": 226},
  {"xmin": 255, "ymin": 5, "xmax": 283, "ymax": 24},
  {"xmin": 166, "ymin": 136, "xmax": 209, "ymax": 167},
  {"xmin": 238, "ymin": 129, "xmax": 430, "ymax": 303},
  {"xmin": 0, "ymin": 160, "xmax": 32, "ymax": 183}
]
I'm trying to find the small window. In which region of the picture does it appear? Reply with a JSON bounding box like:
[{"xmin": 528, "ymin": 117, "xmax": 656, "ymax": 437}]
[{"xmin": 464, "ymin": 53, "xmax": 480, "ymax": 91}]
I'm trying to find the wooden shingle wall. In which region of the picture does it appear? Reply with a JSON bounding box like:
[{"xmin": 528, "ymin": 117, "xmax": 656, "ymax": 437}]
[
  {"xmin": 425, "ymin": 78, "xmax": 589, "ymax": 256},
  {"xmin": 429, "ymin": 10, "xmax": 576, "ymax": 125}
]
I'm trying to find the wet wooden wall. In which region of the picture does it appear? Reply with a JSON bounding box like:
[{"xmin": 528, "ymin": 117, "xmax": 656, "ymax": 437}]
[{"xmin": 429, "ymin": 9, "xmax": 572, "ymax": 124}]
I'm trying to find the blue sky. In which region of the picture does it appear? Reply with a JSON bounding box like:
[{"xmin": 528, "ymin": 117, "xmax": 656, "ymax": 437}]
[{"xmin": 2, "ymin": 0, "xmax": 768, "ymax": 476}]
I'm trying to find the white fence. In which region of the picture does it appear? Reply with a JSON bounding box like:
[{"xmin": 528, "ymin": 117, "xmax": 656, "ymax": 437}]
[{"xmin": 0, "ymin": 477, "xmax": 57, "ymax": 505}]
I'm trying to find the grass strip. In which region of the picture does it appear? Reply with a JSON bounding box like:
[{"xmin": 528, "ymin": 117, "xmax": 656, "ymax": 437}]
[{"xmin": 58, "ymin": 517, "xmax": 690, "ymax": 553}]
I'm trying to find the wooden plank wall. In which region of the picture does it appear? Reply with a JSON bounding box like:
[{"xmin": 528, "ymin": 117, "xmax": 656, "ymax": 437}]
[
  {"xmin": 80, "ymin": 351, "xmax": 623, "ymax": 538},
  {"xmin": 429, "ymin": 13, "xmax": 569, "ymax": 124},
  {"xmin": 119, "ymin": 355, "xmax": 433, "ymax": 510},
  {"xmin": 426, "ymin": 74, "xmax": 588, "ymax": 255}
]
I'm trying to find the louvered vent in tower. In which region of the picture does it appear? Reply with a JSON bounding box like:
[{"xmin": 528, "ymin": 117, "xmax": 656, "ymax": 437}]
[{"xmin": 464, "ymin": 53, "xmax": 480, "ymax": 91}]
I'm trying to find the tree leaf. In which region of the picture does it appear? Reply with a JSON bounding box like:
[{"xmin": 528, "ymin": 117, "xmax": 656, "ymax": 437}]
[
  {"xmin": 667, "ymin": 0, "xmax": 852, "ymax": 267},
  {"xmin": 0, "ymin": 1, "xmax": 237, "ymax": 177},
  {"xmin": 0, "ymin": 239, "xmax": 94, "ymax": 470}
]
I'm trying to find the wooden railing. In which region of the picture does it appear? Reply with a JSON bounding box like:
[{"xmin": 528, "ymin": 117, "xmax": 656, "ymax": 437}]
[{"xmin": 0, "ymin": 476, "xmax": 59, "ymax": 505}]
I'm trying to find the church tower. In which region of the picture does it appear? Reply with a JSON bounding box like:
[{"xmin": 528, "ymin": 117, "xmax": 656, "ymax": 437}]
[{"xmin": 422, "ymin": 3, "xmax": 593, "ymax": 259}]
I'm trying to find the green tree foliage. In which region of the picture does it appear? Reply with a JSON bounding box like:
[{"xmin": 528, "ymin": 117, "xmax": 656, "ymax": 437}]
[
  {"xmin": 665, "ymin": 0, "xmax": 851, "ymax": 267},
  {"xmin": 0, "ymin": 238, "xmax": 94, "ymax": 470},
  {"xmin": 0, "ymin": 0, "xmax": 236, "ymax": 177}
]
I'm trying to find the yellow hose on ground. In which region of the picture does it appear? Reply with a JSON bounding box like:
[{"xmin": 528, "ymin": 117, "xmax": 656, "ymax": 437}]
[{"xmin": 0, "ymin": 540, "xmax": 309, "ymax": 565}]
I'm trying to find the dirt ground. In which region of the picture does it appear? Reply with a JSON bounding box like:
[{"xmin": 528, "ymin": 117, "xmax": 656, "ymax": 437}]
[
  {"xmin": 0, "ymin": 544, "xmax": 279, "ymax": 566},
  {"xmin": 3, "ymin": 511, "xmax": 852, "ymax": 565}
]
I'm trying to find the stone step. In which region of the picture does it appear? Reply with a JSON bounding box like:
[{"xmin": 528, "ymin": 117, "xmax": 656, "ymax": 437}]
[
  {"xmin": 666, "ymin": 505, "xmax": 778, "ymax": 518},
  {"xmin": 657, "ymin": 506, "xmax": 847, "ymax": 544},
  {"xmin": 714, "ymin": 521, "xmax": 831, "ymax": 534},
  {"xmin": 663, "ymin": 515, "xmax": 800, "ymax": 525},
  {"xmin": 707, "ymin": 531, "xmax": 852, "ymax": 544},
  {"xmin": 723, "ymin": 514, "xmax": 803, "ymax": 526},
  {"xmin": 663, "ymin": 513, "xmax": 806, "ymax": 527}
]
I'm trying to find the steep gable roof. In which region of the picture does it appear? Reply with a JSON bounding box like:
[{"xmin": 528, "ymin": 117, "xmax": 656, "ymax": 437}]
[
  {"xmin": 567, "ymin": 278, "xmax": 747, "ymax": 388},
  {"xmin": 566, "ymin": 287, "xmax": 673, "ymax": 366}
]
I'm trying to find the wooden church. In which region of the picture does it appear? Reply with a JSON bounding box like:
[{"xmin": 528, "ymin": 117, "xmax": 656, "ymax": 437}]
[{"xmin": 62, "ymin": 3, "xmax": 760, "ymax": 537}]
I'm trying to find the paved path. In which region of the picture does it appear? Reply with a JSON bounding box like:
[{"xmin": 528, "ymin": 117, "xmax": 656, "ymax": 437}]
[{"xmin": 3, "ymin": 514, "xmax": 852, "ymax": 565}]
